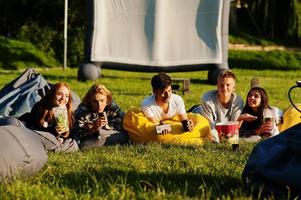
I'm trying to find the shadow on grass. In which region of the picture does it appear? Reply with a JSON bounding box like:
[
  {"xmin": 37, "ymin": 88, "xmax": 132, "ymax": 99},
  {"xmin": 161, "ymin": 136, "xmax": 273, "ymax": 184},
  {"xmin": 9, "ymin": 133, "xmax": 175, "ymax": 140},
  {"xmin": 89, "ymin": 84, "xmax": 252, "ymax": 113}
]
[{"xmin": 42, "ymin": 168, "xmax": 243, "ymax": 198}]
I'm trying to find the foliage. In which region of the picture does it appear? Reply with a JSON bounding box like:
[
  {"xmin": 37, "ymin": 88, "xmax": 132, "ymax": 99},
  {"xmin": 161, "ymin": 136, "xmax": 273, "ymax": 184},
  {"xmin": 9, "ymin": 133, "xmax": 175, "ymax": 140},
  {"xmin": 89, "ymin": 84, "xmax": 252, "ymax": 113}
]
[
  {"xmin": 0, "ymin": 0, "xmax": 85, "ymax": 67},
  {"xmin": 0, "ymin": 36, "xmax": 58, "ymax": 69},
  {"xmin": 233, "ymin": 0, "xmax": 301, "ymax": 43},
  {"xmin": 288, "ymin": 0, "xmax": 301, "ymax": 40}
]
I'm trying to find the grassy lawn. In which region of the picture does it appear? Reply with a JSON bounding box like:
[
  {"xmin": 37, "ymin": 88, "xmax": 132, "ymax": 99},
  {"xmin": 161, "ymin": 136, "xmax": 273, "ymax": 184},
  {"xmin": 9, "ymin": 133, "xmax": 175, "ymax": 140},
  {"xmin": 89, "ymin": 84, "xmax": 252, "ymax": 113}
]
[{"xmin": 0, "ymin": 67, "xmax": 299, "ymax": 199}]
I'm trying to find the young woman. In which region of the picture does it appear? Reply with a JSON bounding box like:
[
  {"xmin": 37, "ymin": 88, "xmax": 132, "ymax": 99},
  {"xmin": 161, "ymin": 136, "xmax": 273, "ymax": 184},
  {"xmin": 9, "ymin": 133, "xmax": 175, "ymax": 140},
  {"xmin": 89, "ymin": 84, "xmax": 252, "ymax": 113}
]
[
  {"xmin": 20, "ymin": 82, "xmax": 78, "ymax": 152},
  {"xmin": 73, "ymin": 83, "xmax": 129, "ymax": 149},
  {"xmin": 238, "ymin": 87, "xmax": 279, "ymax": 139}
]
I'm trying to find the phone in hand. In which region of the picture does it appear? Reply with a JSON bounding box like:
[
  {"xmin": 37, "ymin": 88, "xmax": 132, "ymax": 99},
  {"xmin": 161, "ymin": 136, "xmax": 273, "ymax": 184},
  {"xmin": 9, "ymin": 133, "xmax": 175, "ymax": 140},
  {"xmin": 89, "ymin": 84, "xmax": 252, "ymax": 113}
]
[{"xmin": 155, "ymin": 124, "xmax": 171, "ymax": 134}]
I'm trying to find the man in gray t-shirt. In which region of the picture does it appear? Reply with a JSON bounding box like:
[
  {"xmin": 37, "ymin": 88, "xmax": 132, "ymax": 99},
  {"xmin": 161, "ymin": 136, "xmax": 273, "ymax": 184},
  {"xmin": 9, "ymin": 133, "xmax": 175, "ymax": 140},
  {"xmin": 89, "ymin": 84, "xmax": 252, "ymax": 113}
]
[
  {"xmin": 201, "ymin": 70, "xmax": 244, "ymax": 129},
  {"xmin": 202, "ymin": 90, "xmax": 243, "ymax": 127}
]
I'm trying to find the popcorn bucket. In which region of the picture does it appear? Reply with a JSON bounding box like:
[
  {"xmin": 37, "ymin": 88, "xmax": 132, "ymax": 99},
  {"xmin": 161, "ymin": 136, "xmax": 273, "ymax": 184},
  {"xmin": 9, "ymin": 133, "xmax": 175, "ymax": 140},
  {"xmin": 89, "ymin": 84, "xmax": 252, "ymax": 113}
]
[{"xmin": 215, "ymin": 121, "xmax": 239, "ymax": 150}]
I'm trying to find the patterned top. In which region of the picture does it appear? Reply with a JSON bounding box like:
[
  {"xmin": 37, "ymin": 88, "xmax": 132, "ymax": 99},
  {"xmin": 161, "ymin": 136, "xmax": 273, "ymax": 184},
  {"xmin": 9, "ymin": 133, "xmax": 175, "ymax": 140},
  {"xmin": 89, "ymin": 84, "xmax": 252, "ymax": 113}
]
[{"xmin": 73, "ymin": 100, "xmax": 125, "ymax": 142}]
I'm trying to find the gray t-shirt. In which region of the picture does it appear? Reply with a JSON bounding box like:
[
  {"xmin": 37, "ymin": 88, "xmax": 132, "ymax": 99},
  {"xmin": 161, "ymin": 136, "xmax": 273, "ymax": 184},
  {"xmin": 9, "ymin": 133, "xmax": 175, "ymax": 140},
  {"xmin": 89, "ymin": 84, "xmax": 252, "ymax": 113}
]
[{"xmin": 201, "ymin": 90, "xmax": 244, "ymax": 127}]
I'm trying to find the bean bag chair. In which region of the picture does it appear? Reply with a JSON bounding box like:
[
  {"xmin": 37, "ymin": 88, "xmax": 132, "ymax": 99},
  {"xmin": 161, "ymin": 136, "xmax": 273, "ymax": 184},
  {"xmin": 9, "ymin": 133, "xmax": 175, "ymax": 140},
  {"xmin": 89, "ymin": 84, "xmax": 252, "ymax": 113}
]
[
  {"xmin": 34, "ymin": 130, "xmax": 79, "ymax": 153},
  {"xmin": 242, "ymin": 123, "xmax": 301, "ymax": 199},
  {"xmin": 123, "ymin": 108, "xmax": 210, "ymax": 145},
  {"xmin": 0, "ymin": 125, "xmax": 48, "ymax": 181},
  {"xmin": 0, "ymin": 68, "xmax": 80, "ymax": 117},
  {"xmin": 279, "ymin": 104, "xmax": 301, "ymax": 132},
  {"xmin": 0, "ymin": 116, "xmax": 78, "ymax": 153}
]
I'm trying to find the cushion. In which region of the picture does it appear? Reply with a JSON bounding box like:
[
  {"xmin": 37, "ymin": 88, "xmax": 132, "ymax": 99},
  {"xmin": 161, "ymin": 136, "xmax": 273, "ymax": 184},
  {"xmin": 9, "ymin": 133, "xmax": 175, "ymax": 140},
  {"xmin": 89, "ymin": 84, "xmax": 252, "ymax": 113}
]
[
  {"xmin": 123, "ymin": 108, "xmax": 210, "ymax": 145},
  {"xmin": 0, "ymin": 125, "xmax": 48, "ymax": 181},
  {"xmin": 279, "ymin": 104, "xmax": 301, "ymax": 132}
]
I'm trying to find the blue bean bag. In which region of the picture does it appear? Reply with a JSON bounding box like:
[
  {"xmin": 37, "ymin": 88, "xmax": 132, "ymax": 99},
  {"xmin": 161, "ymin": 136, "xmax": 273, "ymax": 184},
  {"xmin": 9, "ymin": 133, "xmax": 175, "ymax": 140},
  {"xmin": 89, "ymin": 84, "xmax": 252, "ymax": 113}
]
[
  {"xmin": 242, "ymin": 123, "xmax": 301, "ymax": 198},
  {"xmin": 0, "ymin": 125, "xmax": 48, "ymax": 181}
]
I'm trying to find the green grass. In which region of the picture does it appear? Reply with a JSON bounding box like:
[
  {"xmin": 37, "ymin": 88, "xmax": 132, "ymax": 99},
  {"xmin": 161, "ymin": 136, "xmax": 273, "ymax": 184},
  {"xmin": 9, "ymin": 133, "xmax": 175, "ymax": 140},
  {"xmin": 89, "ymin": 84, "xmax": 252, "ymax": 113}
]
[
  {"xmin": 0, "ymin": 36, "xmax": 58, "ymax": 69},
  {"xmin": 229, "ymin": 50, "xmax": 301, "ymax": 71},
  {"xmin": 0, "ymin": 67, "xmax": 299, "ymax": 199}
]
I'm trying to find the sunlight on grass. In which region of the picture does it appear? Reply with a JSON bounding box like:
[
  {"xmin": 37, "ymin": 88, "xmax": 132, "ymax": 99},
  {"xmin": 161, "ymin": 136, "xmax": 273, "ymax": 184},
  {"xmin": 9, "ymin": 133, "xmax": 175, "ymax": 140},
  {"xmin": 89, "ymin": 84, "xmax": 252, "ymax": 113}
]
[{"xmin": 0, "ymin": 67, "xmax": 299, "ymax": 199}]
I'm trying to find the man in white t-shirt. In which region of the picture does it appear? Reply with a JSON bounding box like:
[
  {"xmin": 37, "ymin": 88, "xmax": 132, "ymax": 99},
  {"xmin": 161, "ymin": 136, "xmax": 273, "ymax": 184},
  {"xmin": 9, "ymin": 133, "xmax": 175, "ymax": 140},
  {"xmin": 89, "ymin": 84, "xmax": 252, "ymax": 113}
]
[{"xmin": 141, "ymin": 73, "xmax": 194, "ymax": 134}]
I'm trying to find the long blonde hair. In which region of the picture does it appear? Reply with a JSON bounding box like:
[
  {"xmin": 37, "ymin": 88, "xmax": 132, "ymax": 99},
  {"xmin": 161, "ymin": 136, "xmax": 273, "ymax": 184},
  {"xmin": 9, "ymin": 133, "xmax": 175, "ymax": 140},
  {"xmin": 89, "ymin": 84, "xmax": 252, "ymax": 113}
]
[{"xmin": 82, "ymin": 84, "xmax": 112, "ymax": 109}]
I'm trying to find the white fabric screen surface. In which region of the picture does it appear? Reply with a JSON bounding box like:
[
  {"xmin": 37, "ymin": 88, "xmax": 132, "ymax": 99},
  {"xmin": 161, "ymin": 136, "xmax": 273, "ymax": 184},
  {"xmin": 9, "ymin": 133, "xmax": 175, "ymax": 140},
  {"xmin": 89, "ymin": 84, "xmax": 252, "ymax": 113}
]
[{"xmin": 91, "ymin": 0, "xmax": 223, "ymax": 67}]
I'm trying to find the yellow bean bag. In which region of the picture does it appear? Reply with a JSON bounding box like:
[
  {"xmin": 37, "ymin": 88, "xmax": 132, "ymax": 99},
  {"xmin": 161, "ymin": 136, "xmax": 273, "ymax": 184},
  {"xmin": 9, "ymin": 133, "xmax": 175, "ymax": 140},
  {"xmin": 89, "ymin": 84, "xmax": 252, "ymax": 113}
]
[
  {"xmin": 123, "ymin": 108, "xmax": 210, "ymax": 145},
  {"xmin": 279, "ymin": 104, "xmax": 301, "ymax": 132}
]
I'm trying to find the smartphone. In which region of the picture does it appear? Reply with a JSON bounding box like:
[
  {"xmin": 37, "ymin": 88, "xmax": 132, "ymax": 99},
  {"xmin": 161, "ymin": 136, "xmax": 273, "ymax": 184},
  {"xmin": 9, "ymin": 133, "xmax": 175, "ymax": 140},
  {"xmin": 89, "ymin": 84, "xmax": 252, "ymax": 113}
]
[{"xmin": 155, "ymin": 124, "xmax": 171, "ymax": 134}]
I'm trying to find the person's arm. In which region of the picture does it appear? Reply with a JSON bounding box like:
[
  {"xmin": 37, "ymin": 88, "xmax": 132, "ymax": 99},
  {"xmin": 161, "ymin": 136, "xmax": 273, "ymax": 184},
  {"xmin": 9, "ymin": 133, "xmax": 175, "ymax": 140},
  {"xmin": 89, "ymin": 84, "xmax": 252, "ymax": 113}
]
[
  {"xmin": 201, "ymin": 100, "xmax": 215, "ymax": 127},
  {"xmin": 177, "ymin": 96, "xmax": 194, "ymax": 132},
  {"xmin": 230, "ymin": 96, "xmax": 244, "ymax": 121},
  {"xmin": 237, "ymin": 113, "xmax": 257, "ymax": 123},
  {"xmin": 106, "ymin": 101, "xmax": 126, "ymax": 131},
  {"xmin": 73, "ymin": 105, "xmax": 100, "ymax": 142}
]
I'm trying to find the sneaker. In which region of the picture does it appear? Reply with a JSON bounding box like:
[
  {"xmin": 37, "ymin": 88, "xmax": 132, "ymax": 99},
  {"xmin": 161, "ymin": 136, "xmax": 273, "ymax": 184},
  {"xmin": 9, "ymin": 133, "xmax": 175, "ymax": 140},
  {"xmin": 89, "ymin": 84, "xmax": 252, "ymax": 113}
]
[{"xmin": 250, "ymin": 77, "xmax": 260, "ymax": 88}]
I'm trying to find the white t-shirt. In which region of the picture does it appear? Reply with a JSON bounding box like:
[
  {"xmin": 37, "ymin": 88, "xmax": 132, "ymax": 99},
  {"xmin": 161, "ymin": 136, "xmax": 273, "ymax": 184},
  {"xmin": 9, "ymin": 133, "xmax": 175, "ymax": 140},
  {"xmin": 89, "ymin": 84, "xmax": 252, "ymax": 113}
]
[{"xmin": 141, "ymin": 94, "xmax": 186, "ymax": 121}]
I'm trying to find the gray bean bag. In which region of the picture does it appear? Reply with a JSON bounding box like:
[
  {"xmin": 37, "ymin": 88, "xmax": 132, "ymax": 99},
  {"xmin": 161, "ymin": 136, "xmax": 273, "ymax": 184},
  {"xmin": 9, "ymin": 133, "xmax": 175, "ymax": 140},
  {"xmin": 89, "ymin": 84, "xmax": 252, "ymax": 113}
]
[
  {"xmin": 0, "ymin": 125, "xmax": 48, "ymax": 181},
  {"xmin": 242, "ymin": 123, "xmax": 301, "ymax": 199},
  {"xmin": 34, "ymin": 130, "xmax": 79, "ymax": 153},
  {"xmin": 0, "ymin": 117, "xmax": 78, "ymax": 153}
]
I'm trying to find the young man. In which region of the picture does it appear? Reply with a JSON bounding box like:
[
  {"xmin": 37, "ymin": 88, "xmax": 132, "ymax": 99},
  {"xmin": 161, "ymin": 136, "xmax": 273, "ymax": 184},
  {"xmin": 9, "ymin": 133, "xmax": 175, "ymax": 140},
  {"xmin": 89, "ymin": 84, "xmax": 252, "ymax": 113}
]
[
  {"xmin": 141, "ymin": 73, "xmax": 193, "ymax": 134},
  {"xmin": 201, "ymin": 70, "xmax": 244, "ymax": 127}
]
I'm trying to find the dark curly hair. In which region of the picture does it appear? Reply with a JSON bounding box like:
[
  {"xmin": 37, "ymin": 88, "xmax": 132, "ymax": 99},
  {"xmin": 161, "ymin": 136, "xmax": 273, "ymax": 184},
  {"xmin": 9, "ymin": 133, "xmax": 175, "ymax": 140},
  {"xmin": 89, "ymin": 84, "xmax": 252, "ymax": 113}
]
[{"xmin": 151, "ymin": 73, "xmax": 172, "ymax": 91}]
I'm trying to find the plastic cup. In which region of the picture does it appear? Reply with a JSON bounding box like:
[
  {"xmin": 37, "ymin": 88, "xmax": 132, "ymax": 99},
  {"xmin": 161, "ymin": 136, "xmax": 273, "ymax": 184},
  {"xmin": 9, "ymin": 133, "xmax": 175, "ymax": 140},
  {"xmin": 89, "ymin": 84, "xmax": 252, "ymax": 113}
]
[{"xmin": 53, "ymin": 106, "xmax": 69, "ymax": 134}]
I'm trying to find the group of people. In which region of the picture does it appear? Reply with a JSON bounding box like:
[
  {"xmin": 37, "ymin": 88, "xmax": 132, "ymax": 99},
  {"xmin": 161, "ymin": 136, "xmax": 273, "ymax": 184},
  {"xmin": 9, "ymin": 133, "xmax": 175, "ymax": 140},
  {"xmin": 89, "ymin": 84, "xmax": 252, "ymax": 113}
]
[
  {"xmin": 14, "ymin": 69, "xmax": 280, "ymax": 152},
  {"xmin": 190, "ymin": 70, "xmax": 280, "ymax": 142}
]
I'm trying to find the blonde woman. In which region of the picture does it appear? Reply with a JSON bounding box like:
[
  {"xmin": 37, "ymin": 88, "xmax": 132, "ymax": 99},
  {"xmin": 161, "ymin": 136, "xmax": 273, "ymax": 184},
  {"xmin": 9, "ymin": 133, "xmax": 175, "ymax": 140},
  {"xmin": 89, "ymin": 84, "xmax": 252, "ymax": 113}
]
[{"xmin": 73, "ymin": 84, "xmax": 129, "ymax": 149}]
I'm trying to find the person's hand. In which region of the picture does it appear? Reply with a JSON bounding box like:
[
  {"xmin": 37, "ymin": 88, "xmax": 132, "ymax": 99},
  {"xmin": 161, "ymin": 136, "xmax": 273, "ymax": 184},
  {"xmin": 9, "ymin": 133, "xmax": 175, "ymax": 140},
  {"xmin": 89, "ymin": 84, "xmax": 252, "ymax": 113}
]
[
  {"xmin": 156, "ymin": 122, "xmax": 171, "ymax": 135},
  {"xmin": 187, "ymin": 119, "xmax": 194, "ymax": 132},
  {"xmin": 92, "ymin": 117, "xmax": 107, "ymax": 132},
  {"xmin": 182, "ymin": 119, "xmax": 194, "ymax": 132},
  {"xmin": 256, "ymin": 121, "xmax": 273, "ymax": 137},
  {"xmin": 238, "ymin": 113, "xmax": 257, "ymax": 122},
  {"xmin": 160, "ymin": 128, "xmax": 171, "ymax": 135}
]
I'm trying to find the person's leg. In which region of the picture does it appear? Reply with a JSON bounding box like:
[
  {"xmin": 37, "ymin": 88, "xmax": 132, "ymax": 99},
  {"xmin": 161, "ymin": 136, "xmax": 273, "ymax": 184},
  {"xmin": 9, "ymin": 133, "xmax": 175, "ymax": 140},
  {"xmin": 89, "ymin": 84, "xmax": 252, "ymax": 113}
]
[
  {"xmin": 79, "ymin": 135, "xmax": 106, "ymax": 149},
  {"xmin": 80, "ymin": 130, "xmax": 130, "ymax": 149},
  {"xmin": 60, "ymin": 138, "xmax": 79, "ymax": 152},
  {"xmin": 101, "ymin": 130, "xmax": 129, "ymax": 145},
  {"xmin": 34, "ymin": 130, "xmax": 62, "ymax": 152}
]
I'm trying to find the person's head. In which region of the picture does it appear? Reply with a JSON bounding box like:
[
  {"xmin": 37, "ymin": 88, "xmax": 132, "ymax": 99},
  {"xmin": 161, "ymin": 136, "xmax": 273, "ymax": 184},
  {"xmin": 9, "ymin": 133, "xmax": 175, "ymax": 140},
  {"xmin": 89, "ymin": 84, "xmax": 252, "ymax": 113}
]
[
  {"xmin": 82, "ymin": 83, "xmax": 112, "ymax": 113},
  {"xmin": 217, "ymin": 70, "xmax": 236, "ymax": 102},
  {"xmin": 41, "ymin": 82, "xmax": 74, "ymax": 132},
  {"xmin": 245, "ymin": 87, "xmax": 269, "ymax": 113},
  {"xmin": 151, "ymin": 73, "xmax": 172, "ymax": 104},
  {"xmin": 45, "ymin": 82, "xmax": 72, "ymax": 109}
]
